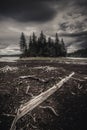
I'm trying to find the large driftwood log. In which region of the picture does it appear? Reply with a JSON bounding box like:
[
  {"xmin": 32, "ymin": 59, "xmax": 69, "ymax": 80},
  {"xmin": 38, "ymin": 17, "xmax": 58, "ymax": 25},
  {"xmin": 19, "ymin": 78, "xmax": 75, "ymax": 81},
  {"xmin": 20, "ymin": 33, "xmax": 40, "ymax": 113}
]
[{"xmin": 10, "ymin": 72, "xmax": 74, "ymax": 130}]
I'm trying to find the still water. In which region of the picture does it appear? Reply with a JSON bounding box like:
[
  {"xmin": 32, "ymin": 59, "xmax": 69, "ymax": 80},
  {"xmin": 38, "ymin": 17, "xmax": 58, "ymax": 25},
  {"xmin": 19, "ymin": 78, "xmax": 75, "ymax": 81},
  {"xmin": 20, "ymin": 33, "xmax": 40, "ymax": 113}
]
[{"xmin": 0, "ymin": 56, "xmax": 19, "ymax": 62}]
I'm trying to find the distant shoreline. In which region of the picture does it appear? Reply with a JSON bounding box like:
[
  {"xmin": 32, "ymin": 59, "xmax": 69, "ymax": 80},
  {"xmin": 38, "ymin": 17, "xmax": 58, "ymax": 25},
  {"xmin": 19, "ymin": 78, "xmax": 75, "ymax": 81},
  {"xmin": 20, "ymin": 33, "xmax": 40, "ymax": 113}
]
[
  {"xmin": 0, "ymin": 54, "xmax": 20, "ymax": 57},
  {"xmin": 0, "ymin": 56, "xmax": 87, "ymax": 65}
]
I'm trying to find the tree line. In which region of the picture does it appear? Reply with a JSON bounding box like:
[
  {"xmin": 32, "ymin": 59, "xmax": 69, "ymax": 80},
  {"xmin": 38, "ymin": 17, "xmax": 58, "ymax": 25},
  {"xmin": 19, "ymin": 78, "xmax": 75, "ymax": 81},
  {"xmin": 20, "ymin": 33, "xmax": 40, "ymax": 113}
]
[
  {"xmin": 19, "ymin": 31, "xmax": 67, "ymax": 57},
  {"xmin": 68, "ymin": 48, "xmax": 87, "ymax": 57}
]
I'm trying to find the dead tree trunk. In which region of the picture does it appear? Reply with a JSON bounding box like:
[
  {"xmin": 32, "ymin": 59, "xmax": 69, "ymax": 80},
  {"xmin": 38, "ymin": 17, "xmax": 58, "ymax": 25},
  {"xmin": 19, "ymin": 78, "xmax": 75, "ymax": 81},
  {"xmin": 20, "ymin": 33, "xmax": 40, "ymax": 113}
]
[{"xmin": 10, "ymin": 72, "xmax": 74, "ymax": 130}]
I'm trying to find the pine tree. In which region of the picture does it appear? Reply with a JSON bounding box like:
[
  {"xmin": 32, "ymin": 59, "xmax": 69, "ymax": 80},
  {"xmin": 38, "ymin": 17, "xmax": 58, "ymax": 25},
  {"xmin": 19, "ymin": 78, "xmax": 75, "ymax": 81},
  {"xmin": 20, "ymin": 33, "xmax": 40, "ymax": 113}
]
[
  {"xmin": 48, "ymin": 37, "xmax": 55, "ymax": 57},
  {"xmin": 39, "ymin": 31, "xmax": 46, "ymax": 44},
  {"xmin": 48, "ymin": 37, "xmax": 52, "ymax": 56},
  {"xmin": 32, "ymin": 32, "xmax": 37, "ymax": 44},
  {"xmin": 54, "ymin": 33, "xmax": 60, "ymax": 56},
  {"xmin": 28, "ymin": 36, "xmax": 32, "ymax": 56},
  {"xmin": 19, "ymin": 32, "xmax": 27, "ymax": 56},
  {"xmin": 60, "ymin": 38, "xmax": 67, "ymax": 56},
  {"xmin": 28, "ymin": 33, "xmax": 38, "ymax": 56},
  {"xmin": 32, "ymin": 32, "xmax": 37, "ymax": 56},
  {"xmin": 48, "ymin": 37, "xmax": 52, "ymax": 46},
  {"xmin": 38, "ymin": 31, "xmax": 46, "ymax": 56},
  {"xmin": 55, "ymin": 33, "xmax": 59, "ymax": 43}
]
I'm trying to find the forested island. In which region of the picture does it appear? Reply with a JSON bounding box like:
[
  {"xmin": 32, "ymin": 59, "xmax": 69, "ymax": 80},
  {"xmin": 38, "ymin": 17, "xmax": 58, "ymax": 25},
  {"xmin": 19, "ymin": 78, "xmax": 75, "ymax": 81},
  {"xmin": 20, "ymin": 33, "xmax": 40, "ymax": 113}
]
[{"xmin": 19, "ymin": 31, "xmax": 67, "ymax": 57}]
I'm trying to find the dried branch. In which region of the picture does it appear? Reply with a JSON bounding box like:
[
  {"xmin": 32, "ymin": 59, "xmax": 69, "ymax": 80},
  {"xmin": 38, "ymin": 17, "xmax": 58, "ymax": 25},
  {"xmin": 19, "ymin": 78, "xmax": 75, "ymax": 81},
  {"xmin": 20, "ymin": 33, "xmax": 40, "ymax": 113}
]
[
  {"xmin": 25, "ymin": 85, "xmax": 30, "ymax": 94},
  {"xmin": 71, "ymin": 77, "xmax": 85, "ymax": 82},
  {"xmin": 19, "ymin": 75, "xmax": 54, "ymax": 83},
  {"xmin": 1, "ymin": 113, "xmax": 16, "ymax": 117},
  {"xmin": 77, "ymin": 84, "xmax": 83, "ymax": 89},
  {"xmin": 39, "ymin": 106, "xmax": 58, "ymax": 116}
]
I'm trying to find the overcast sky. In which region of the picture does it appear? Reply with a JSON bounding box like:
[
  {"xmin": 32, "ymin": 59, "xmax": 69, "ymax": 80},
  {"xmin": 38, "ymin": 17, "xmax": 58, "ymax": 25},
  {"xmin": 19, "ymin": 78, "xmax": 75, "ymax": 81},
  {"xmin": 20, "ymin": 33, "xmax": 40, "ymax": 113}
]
[{"xmin": 0, "ymin": 0, "xmax": 87, "ymax": 54}]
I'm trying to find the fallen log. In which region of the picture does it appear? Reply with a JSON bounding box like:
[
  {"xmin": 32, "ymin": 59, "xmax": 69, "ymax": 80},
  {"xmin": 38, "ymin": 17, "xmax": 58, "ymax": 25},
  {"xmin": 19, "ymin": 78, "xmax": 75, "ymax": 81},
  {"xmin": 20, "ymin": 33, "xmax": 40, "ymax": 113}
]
[
  {"xmin": 10, "ymin": 72, "xmax": 74, "ymax": 130},
  {"xmin": 19, "ymin": 75, "xmax": 54, "ymax": 83}
]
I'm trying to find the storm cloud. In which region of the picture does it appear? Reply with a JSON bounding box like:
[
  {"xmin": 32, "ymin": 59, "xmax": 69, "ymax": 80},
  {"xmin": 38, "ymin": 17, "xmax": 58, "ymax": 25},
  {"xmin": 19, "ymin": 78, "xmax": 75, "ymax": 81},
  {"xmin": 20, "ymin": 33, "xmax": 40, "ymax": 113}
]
[
  {"xmin": 0, "ymin": 0, "xmax": 86, "ymax": 22},
  {"xmin": 0, "ymin": 0, "xmax": 59, "ymax": 22},
  {"xmin": 0, "ymin": 0, "xmax": 87, "ymax": 54}
]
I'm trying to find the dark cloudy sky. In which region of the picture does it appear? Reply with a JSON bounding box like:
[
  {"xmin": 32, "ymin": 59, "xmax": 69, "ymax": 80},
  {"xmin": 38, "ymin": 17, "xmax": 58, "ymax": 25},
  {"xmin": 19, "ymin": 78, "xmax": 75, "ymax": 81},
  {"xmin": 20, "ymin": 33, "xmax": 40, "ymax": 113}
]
[{"xmin": 0, "ymin": 0, "xmax": 87, "ymax": 54}]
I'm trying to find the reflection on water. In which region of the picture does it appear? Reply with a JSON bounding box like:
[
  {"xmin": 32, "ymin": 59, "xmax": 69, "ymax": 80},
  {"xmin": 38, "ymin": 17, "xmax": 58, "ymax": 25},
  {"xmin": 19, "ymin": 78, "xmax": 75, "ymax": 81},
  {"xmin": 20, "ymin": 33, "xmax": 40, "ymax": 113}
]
[
  {"xmin": 67, "ymin": 57, "xmax": 87, "ymax": 60},
  {"xmin": 0, "ymin": 57, "xmax": 19, "ymax": 62}
]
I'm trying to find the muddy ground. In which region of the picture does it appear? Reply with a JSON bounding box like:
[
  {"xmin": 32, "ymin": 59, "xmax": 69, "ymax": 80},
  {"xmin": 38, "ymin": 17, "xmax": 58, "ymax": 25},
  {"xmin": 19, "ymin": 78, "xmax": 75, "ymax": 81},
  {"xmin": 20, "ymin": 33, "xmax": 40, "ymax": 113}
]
[{"xmin": 0, "ymin": 58, "xmax": 87, "ymax": 130}]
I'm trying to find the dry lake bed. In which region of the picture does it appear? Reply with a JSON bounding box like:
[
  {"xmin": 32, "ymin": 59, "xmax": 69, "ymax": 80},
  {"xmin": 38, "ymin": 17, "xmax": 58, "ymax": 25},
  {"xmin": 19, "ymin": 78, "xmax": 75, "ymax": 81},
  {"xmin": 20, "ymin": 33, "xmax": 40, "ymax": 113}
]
[{"xmin": 0, "ymin": 57, "xmax": 87, "ymax": 130}]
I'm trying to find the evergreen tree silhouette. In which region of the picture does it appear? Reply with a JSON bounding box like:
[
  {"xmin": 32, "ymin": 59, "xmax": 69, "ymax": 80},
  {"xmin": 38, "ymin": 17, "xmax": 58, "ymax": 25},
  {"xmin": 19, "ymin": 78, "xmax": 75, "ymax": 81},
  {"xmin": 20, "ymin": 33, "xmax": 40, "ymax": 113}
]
[
  {"xmin": 19, "ymin": 32, "xmax": 27, "ymax": 56},
  {"xmin": 38, "ymin": 31, "xmax": 46, "ymax": 56},
  {"xmin": 20, "ymin": 31, "xmax": 67, "ymax": 57},
  {"xmin": 48, "ymin": 37, "xmax": 55, "ymax": 57},
  {"xmin": 28, "ymin": 33, "xmax": 37, "ymax": 56},
  {"xmin": 28, "ymin": 35, "xmax": 32, "ymax": 56},
  {"xmin": 54, "ymin": 33, "xmax": 60, "ymax": 56},
  {"xmin": 32, "ymin": 32, "xmax": 37, "ymax": 56},
  {"xmin": 60, "ymin": 38, "xmax": 67, "ymax": 56}
]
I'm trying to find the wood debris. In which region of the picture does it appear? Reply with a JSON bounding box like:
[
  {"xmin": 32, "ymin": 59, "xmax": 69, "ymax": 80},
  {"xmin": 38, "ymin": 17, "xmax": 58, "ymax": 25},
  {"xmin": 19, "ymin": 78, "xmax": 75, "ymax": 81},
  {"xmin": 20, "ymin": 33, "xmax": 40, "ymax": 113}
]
[{"xmin": 10, "ymin": 72, "xmax": 74, "ymax": 130}]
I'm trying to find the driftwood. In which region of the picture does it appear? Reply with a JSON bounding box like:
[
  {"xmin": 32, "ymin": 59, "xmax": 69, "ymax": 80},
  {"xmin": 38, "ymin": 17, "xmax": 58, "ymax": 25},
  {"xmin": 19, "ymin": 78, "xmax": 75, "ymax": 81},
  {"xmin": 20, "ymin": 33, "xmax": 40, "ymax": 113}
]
[
  {"xmin": 39, "ymin": 106, "xmax": 58, "ymax": 116},
  {"xmin": 1, "ymin": 113, "xmax": 16, "ymax": 117},
  {"xmin": 71, "ymin": 77, "xmax": 85, "ymax": 82},
  {"xmin": 77, "ymin": 84, "xmax": 83, "ymax": 89},
  {"xmin": 19, "ymin": 75, "xmax": 54, "ymax": 83},
  {"xmin": 25, "ymin": 85, "xmax": 30, "ymax": 94},
  {"xmin": 10, "ymin": 72, "xmax": 74, "ymax": 130},
  {"xmin": 75, "ymin": 73, "xmax": 87, "ymax": 81}
]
